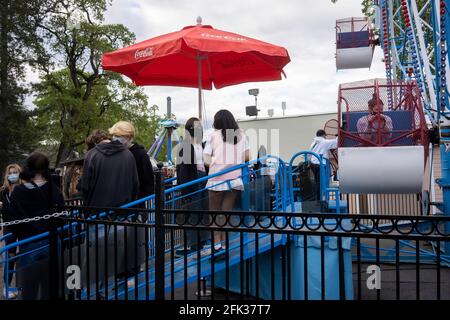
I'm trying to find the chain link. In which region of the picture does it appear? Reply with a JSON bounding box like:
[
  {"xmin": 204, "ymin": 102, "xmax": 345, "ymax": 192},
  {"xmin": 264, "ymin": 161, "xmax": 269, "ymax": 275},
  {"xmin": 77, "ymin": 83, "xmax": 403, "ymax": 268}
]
[{"xmin": 0, "ymin": 211, "xmax": 70, "ymax": 228}]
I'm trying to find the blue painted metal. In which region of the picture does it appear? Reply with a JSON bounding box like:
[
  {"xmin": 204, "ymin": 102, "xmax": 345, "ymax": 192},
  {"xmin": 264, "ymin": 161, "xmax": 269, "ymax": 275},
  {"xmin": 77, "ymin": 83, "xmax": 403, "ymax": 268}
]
[
  {"xmin": 148, "ymin": 119, "xmax": 179, "ymax": 163},
  {"xmin": 147, "ymin": 127, "xmax": 165, "ymax": 156},
  {"xmin": 438, "ymin": 143, "xmax": 450, "ymax": 254},
  {"xmin": 377, "ymin": 0, "xmax": 450, "ymax": 257},
  {"xmin": 439, "ymin": 0, "xmax": 450, "ymax": 255},
  {"xmin": 287, "ymin": 151, "xmax": 326, "ymax": 212}
]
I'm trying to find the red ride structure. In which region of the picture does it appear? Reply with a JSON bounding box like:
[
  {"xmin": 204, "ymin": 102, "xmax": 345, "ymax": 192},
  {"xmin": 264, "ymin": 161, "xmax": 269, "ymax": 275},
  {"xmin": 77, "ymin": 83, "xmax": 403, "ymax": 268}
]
[{"xmin": 338, "ymin": 79, "xmax": 428, "ymax": 154}]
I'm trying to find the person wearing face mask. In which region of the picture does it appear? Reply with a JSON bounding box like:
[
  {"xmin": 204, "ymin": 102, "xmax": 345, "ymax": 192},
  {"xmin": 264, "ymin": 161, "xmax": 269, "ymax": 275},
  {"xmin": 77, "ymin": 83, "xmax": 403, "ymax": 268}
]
[
  {"xmin": 7, "ymin": 152, "xmax": 65, "ymax": 300},
  {"xmin": 81, "ymin": 127, "xmax": 139, "ymax": 207},
  {"xmin": 80, "ymin": 127, "xmax": 140, "ymax": 296},
  {"xmin": 107, "ymin": 121, "xmax": 153, "ymax": 289},
  {"xmin": 174, "ymin": 117, "xmax": 210, "ymax": 256},
  {"xmin": 0, "ymin": 164, "xmax": 22, "ymax": 299},
  {"xmin": 109, "ymin": 121, "xmax": 154, "ymax": 199}
]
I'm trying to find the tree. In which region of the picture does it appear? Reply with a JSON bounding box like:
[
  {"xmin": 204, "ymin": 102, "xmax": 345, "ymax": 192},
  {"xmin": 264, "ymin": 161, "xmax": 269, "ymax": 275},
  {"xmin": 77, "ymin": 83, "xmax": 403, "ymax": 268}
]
[
  {"xmin": 361, "ymin": 0, "xmax": 374, "ymax": 17},
  {"xmin": 0, "ymin": 0, "xmax": 53, "ymax": 171},
  {"xmin": 33, "ymin": 68, "xmax": 158, "ymax": 164},
  {"xmin": 32, "ymin": 0, "xmax": 157, "ymax": 166}
]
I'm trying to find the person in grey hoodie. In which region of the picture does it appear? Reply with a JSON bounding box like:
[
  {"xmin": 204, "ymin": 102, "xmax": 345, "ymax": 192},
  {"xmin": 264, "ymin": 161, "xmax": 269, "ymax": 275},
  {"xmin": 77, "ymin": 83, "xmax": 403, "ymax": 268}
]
[{"xmin": 81, "ymin": 139, "xmax": 139, "ymax": 207}]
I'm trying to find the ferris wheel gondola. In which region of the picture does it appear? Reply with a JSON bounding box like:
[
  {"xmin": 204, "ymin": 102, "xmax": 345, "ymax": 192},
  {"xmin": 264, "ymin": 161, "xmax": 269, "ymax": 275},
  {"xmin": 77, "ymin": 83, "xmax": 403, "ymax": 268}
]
[{"xmin": 335, "ymin": 17, "xmax": 376, "ymax": 70}]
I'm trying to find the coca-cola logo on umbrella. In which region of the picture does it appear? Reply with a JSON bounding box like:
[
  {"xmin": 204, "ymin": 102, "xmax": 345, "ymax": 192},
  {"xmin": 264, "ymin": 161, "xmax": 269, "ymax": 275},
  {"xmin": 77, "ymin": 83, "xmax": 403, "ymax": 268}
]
[{"xmin": 134, "ymin": 47, "xmax": 153, "ymax": 60}]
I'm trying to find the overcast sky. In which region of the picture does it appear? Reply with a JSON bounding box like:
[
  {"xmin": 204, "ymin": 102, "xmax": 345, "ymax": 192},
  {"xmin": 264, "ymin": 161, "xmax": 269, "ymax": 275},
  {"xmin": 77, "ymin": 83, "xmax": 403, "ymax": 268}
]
[{"xmin": 102, "ymin": 0, "xmax": 385, "ymax": 127}]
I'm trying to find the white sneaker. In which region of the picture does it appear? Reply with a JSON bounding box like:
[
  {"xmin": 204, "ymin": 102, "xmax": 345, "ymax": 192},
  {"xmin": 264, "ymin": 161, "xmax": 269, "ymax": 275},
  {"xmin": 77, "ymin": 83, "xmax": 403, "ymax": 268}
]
[
  {"xmin": 195, "ymin": 289, "xmax": 212, "ymax": 297},
  {"xmin": 3, "ymin": 287, "xmax": 18, "ymax": 299}
]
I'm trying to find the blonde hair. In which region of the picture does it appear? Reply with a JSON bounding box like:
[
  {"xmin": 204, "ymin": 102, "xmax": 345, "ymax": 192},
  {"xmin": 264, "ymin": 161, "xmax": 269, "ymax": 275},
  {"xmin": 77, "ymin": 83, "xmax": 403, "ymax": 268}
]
[
  {"xmin": 1, "ymin": 164, "xmax": 22, "ymax": 192},
  {"xmin": 109, "ymin": 121, "xmax": 136, "ymax": 139}
]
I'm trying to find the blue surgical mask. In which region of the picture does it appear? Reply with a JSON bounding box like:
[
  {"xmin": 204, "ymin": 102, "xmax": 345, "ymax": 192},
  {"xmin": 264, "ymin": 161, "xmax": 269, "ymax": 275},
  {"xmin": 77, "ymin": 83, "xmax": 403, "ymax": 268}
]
[
  {"xmin": 7, "ymin": 174, "xmax": 19, "ymax": 184},
  {"xmin": 112, "ymin": 136, "xmax": 132, "ymax": 147},
  {"xmin": 112, "ymin": 136, "xmax": 125, "ymax": 143}
]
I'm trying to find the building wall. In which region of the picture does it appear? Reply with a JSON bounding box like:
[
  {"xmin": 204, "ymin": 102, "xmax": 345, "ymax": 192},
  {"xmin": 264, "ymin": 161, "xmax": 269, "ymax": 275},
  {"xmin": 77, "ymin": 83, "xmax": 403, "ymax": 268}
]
[{"xmin": 238, "ymin": 112, "xmax": 337, "ymax": 162}]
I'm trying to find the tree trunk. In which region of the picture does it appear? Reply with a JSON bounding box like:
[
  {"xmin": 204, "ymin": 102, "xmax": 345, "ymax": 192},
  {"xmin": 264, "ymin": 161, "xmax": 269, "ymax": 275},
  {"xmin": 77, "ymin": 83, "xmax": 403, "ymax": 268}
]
[{"xmin": 55, "ymin": 141, "xmax": 68, "ymax": 168}]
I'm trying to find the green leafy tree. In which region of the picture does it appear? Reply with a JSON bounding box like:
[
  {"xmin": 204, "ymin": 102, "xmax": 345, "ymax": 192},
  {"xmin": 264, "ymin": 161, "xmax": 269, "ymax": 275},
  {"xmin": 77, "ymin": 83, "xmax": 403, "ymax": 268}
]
[
  {"xmin": 33, "ymin": 68, "xmax": 160, "ymax": 163},
  {"xmin": 0, "ymin": 0, "xmax": 53, "ymax": 170},
  {"xmin": 32, "ymin": 0, "xmax": 160, "ymax": 165}
]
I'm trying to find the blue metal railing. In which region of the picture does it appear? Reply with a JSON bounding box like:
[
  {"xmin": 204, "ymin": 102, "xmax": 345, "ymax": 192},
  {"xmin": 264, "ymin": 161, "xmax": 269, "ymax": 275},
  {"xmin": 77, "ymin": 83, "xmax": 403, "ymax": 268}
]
[
  {"xmin": 0, "ymin": 154, "xmax": 289, "ymax": 299},
  {"xmin": 288, "ymin": 151, "xmax": 327, "ymax": 212}
]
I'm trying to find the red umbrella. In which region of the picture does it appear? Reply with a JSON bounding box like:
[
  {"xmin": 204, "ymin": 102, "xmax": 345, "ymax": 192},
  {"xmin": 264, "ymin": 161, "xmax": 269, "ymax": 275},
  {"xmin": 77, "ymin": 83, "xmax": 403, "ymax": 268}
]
[{"xmin": 102, "ymin": 18, "xmax": 290, "ymax": 118}]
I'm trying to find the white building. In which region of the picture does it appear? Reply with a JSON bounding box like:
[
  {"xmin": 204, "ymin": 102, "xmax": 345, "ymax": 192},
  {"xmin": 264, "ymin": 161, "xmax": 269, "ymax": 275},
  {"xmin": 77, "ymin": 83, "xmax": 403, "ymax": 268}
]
[{"xmin": 237, "ymin": 112, "xmax": 337, "ymax": 162}]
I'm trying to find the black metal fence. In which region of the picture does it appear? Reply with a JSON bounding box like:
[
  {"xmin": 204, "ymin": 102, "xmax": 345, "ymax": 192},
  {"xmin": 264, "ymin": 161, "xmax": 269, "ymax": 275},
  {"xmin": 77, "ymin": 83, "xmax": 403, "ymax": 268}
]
[
  {"xmin": 55, "ymin": 205, "xmax": 450, "ymax": 301},
  {"xmin": 2, "ymin": 169, "xmax": 450, "ymax": 300}
]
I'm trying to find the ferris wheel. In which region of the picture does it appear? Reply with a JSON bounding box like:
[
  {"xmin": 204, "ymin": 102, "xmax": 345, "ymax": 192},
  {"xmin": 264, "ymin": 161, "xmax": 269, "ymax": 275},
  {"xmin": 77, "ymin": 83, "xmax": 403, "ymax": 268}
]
[
  {"xmin": 332, "ymin": 0, "xmax": 450, "ymax": 257},
  {"xmin": 376, "ymin": 0, "xmax": 449, "ymax": 127}
]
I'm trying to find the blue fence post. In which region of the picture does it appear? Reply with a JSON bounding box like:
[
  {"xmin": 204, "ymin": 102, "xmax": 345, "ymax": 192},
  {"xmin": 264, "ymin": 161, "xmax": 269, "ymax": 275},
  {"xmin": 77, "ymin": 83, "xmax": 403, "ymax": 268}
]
[
  {"xmin": 241, "ymin": 165, "xmax": 250, "ymax": 211},
  {"xmin": 5, "ymin": 253, "xmax": 10, "ymax": 300}
]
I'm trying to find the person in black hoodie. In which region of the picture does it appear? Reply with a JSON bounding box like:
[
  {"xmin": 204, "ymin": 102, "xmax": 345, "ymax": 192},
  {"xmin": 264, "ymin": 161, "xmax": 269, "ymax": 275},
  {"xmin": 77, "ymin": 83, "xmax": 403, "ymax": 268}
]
[
  {"xmin": 7, "ymin": 152, "xmax": 65, "ymax": 300},
  {"xmin": 81, "ymin": 136, "xmax": 139, "ymax": 207},
  {"xmin": 104, "ymin": 121, "xmax": 153, "ymax": 289},
  {"xmin": 80, "ymin": 135, "xmax": 140, "ymax": 295},
  {"xmin": 109, "ymin": 121, "xmax": 154, "ymax": 199}
]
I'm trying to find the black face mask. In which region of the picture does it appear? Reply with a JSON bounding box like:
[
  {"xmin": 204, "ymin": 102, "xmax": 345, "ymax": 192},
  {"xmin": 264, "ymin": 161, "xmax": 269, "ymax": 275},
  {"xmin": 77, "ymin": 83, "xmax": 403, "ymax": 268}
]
[
  {"xmin": 187, "ymin": 126, "xmax": 202, "ymax": 140},
  {"xmin": 187, "ymin": 127, "xmax": 195, "ymax": 137}
]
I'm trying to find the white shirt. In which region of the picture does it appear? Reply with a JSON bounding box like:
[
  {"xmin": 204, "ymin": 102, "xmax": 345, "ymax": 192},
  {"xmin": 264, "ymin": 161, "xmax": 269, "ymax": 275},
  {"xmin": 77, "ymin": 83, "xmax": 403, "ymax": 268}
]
[
  {"xmin": 203, "ymin": 130, "xmax": 249, "ymax": 191},
  {"xmin": 356, "ymin": 113, "xmax": 393, "ymax": 143},
  {"xmin": 310, "ymin": 136, "xmax": 338, "ymax": 164},
  {"xmin": 193, "ymin": 143, "xmax": 205, "ymax": 172}
]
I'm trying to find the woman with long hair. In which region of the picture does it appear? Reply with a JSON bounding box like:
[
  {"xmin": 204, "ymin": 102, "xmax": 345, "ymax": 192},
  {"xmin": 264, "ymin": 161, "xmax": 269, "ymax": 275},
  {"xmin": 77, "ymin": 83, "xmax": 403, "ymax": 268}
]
[
  {"xmin": 9, "ymin": 152, "xmax": 64, "ymax": 299},
  {"xmin": 204, "ymin": 110, "xmax": 250, "ymax": 252},
  {"xmin": 0, "ymin": 163, "xmax": 22, "ymax": 299}
]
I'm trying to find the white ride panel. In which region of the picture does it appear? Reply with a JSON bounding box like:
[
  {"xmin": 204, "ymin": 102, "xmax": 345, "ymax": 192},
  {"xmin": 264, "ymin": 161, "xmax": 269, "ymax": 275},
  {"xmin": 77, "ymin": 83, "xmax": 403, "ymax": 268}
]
[
  {"xmin": 338, "ymin": 146, "xmax": 424, "ymax": 194},
  {"xmin": 336, "ymin": 47, "xmax": 374, "ymax": 70}
]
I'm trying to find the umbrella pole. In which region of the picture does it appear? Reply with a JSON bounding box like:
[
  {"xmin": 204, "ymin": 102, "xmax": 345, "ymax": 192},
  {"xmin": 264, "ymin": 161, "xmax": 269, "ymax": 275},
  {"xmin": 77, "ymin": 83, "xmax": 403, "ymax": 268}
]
[{"xmin": 197, "ymin": 53, "xmax": 202, "ymax": 120}]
